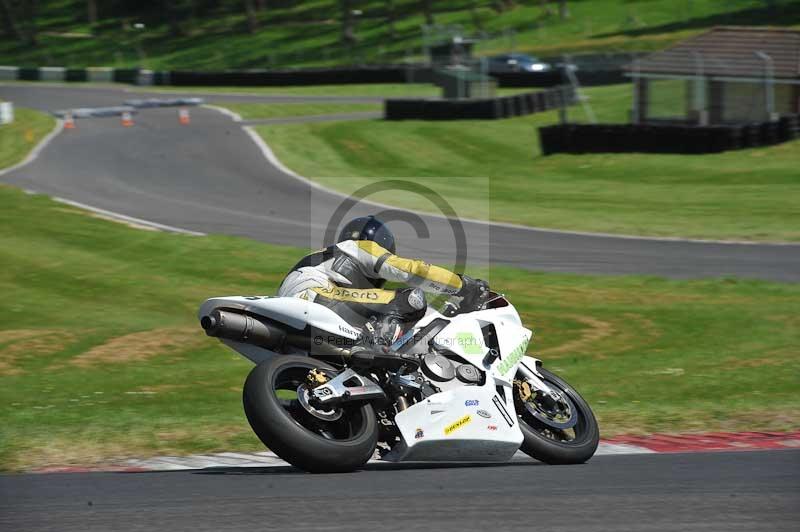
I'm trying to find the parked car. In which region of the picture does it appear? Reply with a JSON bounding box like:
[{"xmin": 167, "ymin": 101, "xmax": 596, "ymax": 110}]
[{"xmin": 487, "ymin": 53, "xmax": 552, "ymax": 73}]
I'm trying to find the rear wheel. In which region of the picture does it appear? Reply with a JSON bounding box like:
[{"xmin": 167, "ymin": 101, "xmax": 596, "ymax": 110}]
[
  {"xmin": 243, "ymin": 355, "xmax": 378, "ymax": 473},
  {"xmin": 515, "ymin": 367, "xmax": 599, "ymax": 464}
]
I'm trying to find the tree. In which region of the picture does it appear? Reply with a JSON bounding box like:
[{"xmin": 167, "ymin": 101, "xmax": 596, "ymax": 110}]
[
  {"xmin": 0, "ymin": 0, "xmax": 24, "ymax": 42},
  {"xmin": 470, "ymin": 1, "xmax": 483, "ymax": 31},
  {"xmin": 243, "ymin": 0, "xmax": 258, "ymax": 33},
  {"xmin": 340, "ymin": 0, "xmax": 356, "ymax": 46},
  {"xmin": 385, "ymin": 0, "xmax": 395, "ymax": 40},
  {"xmin": 493, "ymin": 0, "xmax": 515, "ymax": 12},
  {"xmin": 421, "ymin": 0, "xmax": 434, "ymax": 25},
  {"xmin": 22, "ymin": 0, "xmax": 37, "ymax": 46},
  {"xmin": 1, "ymin": 0, "xmax": 38, "ymax": 45},
  {"xmin": 558, "ymin": 0, "xmax": 569, "ymax": 20},
  {"xmin": 87, "ymin": 0, "xmax": 98, "ymax": 25}
]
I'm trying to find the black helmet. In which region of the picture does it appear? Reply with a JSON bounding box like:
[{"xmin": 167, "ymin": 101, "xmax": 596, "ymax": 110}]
[{"xmin": 337, "ymin": 215, "xmax": 396, "ymax": 254}]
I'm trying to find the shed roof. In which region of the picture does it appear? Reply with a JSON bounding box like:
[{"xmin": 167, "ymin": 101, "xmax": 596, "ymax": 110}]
[{"xmin": 627, "ymin": 26, "xmax": 800, "ymax": 79}]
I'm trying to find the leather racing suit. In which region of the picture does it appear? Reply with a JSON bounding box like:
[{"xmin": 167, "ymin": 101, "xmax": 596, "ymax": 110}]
[{"xmin": 278, "ymin": 239, "xmax": 466, "ymax": 330}]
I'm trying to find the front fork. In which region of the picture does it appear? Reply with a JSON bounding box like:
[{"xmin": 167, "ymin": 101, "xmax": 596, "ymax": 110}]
[{"xmin": 516, "ymin": 359, "xmax": 562, "ymax": 402}]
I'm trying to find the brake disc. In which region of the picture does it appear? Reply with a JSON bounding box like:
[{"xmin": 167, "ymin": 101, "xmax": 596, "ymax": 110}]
[
  {"xmin": 524, "ymin": 389, "xmax": 578, "ymax": 430},
  {"xmin": 296, "ymin": 384, "xmax": 343, "ymax": 422}
]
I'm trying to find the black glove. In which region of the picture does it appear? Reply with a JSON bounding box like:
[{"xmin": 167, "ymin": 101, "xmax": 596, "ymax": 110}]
[{"xmin": 457, "ymin": 275, "xmax": 490, "ymax": 310}]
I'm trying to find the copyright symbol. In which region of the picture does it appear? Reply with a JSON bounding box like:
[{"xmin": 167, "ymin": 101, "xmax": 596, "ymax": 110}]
[
  {"xmin": 313, "ymin": 336, "xmax": 323, "ymax": 346},
  {"xmin": 322, "ymin": 180, "xmax": 468, "ymax": 276}
]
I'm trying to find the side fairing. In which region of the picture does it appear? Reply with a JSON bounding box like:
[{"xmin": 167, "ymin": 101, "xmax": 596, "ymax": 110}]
[{"xmin": 431, "ymin": 309, "xmax": 532, "ymax": 381}]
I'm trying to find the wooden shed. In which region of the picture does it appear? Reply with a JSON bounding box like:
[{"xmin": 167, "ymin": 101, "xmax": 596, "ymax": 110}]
[{"xmin": 627, "ymin": 27, "xmax": 800, "ymax": 124}]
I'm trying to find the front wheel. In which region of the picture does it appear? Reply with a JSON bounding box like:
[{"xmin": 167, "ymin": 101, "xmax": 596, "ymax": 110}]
[
  {"xmin": 243, "ymin": 355, "xmax": 379, "ymax": 473},
  {"xmin": 515, "ymin": 367, "xmax": 599, "ymax": 464}
]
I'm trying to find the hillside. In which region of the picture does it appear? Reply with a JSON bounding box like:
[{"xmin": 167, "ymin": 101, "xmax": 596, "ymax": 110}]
[{"xmin": 1, "ymin": 0, "xmax": 799, "ymax": 69}]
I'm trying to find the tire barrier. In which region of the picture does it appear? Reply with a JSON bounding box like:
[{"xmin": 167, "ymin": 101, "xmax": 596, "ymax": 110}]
[
  {"xmin": 52, "ymin": 106, "xmax": 137, "ymax": 119},
  {"xmin": 491, "ymin": 69, "xmax": 626, "ymax": 88},
  {"xmin": 539, "ymin": 116, "xmax": 800, "ymax": 156},
  {"xmin": 124, "ymin": 97, "xmax": 204, "ymax": 108},
  {"xmin": 169, "ymin": 66, "xmax": 409, "ymax": 86},
  {"xmin": 0, "ymin": 65, "xmax": 626, "ymax": 88},
  {"xmin": 385, "ymin": 86, "xmax": 576, "ymax": 121},
  {"xmin": 65, "ymin": 68, "xmax": 88, "ymax": 82}
]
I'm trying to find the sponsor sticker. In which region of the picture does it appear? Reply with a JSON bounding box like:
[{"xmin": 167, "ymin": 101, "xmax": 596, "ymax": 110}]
[
  {"xmin": 476, "ymin": 409, "xmax": 491, "ymax": 419},
  {"xmin": 496, "ymin": 337, "xmax": 530, "ymax": 375},
  {"xmin": 415, "ymin": 428, "xmax": 424, "ymax": 439},
  {"xmin": 487, "ymin": 425, "xmax": 498, "ymax": 431},
  {"xmin": 338, "ymin": 324, "xmax": 361, "ymax": 338},
  {"xmin": 444, "ymin": 415, "xmax": 472, "ymax": 435},
  {"xmin": 465, "ymin": 399, "xmax": 479, "ymax": 407},
  {"xmin": 313, "ymin": 286, "xmax": 395, "ymax": 304}
]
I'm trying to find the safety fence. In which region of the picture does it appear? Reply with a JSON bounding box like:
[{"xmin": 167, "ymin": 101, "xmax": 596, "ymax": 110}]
[
  {"xmin": 538, "ymin": 115, "xmax": 800, "ymax": 155},
  {"xmin": 0, "ymin": 65, "xmax": 625, "ymax": 89},
  {"xmin": 385, "ymin": 86, "xmax": 575, "ymax": 121}
]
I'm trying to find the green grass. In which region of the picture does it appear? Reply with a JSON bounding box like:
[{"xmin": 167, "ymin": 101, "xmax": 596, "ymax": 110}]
[
  {"xmin": 153, "ymin": 83, "xmax": 443, "ymax": 98},
  {"xmin": 2, "ymin": 1, "xmax": 798, "ymax": 69},
  {"xmin": 146, "ymin": 84, "xmax": 532, "ymax": 98},
  {"xmin": 220, "ymin": 102, "xmax": 382, "ymax": 120},
  {"xmin": 1, "ymin": 183, "xmax": 798, "ymax": 471},
  {"xmin": 0, "ymin": 108, "xmax": 56, "ymax": 169},
  {"xmin": 250, "ymin": 83, "xmax": 800, "ymax": 241}
]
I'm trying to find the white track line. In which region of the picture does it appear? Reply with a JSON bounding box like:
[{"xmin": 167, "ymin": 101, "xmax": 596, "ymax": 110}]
[
  {"xmin": 53, "ymin": 197, "xmax": 205, "ymax": 236},
  {"xmin": 202, "ymin": 104, "xmax": 242, "ymax": 122},
  {"xmin": 244, "ymin": 125, "xmax": 305, "ymax": 180},
  {"xmin": 0, "ymin": 118, "xmax": 64, "ymax": 177},
  {"xmin": 223, "ymin": 110, "xmax": 799, "ymax": 247},
  {"xmin": 123, "ymin": 443, "xmax": 654, "ymax": 471}
]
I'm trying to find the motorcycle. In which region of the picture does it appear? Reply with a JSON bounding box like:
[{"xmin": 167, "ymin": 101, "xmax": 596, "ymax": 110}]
[{"xmin": 198, "ymin": 289, "xmax": 599, "ymax": 473}]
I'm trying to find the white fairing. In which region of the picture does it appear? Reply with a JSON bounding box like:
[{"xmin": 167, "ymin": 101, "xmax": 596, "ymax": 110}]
[
  {"xmin": 386, "ymin": 303, "xmax": 533, "ymax": 462},
  {"xmin": 199, "ymin": 295, "xmax": 538, "ymax": 462}
]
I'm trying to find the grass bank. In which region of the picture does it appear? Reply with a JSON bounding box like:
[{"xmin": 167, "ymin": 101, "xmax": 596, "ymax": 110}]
[
  {"xmin": 251, "ymin": 83, "xmax": 800, "ymax": 241},
  {"xmin": 1, "ymin": 185, "xmax": 798, "ymax": 471},
  {"xmin": 0, "ymin": 107, "xmax": 56, "ymax": 170},
  {"xmin": 2, "ymin": 1, "xmax": 798, "ymax": 69},
  {"xmin": 220, "ymin": 102, "xmax": 381, "ymax": 120}
]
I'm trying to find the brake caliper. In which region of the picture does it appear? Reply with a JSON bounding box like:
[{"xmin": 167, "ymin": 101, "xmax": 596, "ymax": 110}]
[
  {"xmin": 514, "ymin": 379, "xmax": 533, "ymax": 402},
  {"xmin": 306, "ymin": 368, "xmax": 329, "ymax": 388}
]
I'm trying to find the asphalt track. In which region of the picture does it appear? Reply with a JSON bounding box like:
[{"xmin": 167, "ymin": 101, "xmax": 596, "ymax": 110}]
[
  {"xmin": 2, "ymin": 83, "xmax": 799, "ymax": 281},
  {"xmin": 2, "ymin": 451, "xmax": 798, "ymax": 532}
]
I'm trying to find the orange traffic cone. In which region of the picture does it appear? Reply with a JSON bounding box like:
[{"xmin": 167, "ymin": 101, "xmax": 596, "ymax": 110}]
[
  {"xmin": 178, "ymin": 108, "xmax": 190, "ymax": 125},
  {"xmin": 121, "ymin": 111, "xmax": 134, "ymax": 127},
  {"xmin": 63, "ymin": 113, "xmax": 76, "ymax": 130}
]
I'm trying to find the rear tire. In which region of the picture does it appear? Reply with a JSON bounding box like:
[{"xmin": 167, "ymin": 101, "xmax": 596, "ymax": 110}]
[
  {"xmin": 517, "ymin": 367, "xmax": 599, "ymax": 465},
  {"xmin": 243, "ymin": 355, "xmax": 379, "ymax": 473}
]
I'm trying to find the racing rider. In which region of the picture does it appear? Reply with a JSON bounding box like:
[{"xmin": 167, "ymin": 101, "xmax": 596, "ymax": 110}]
[{"xmin": 278, "ymin": 215, "xmax": 488, "ymax": 340}]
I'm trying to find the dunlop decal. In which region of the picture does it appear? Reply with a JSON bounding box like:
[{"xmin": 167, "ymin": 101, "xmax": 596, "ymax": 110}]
[{"xmin": 443, "ymin": 415, "xmax": 472, "ymax": 435}]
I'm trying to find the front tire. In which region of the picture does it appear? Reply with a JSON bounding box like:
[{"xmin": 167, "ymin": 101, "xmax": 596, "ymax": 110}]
[
  {"xmin": 516, "ymin": 367, "xmax": 599, "ymax": 464},
  {"xmin": 243, "ymin": 355, "xmax": 379, "ymax": 473}
]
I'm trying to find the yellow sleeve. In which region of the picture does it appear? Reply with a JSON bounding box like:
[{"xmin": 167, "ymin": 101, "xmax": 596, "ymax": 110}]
[{"xmin": 336, "ymin": 240, "xmax": 463, "ymax": 295}]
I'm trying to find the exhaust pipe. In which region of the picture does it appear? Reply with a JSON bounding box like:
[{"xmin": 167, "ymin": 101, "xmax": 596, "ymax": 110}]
[{"xmin": 201, "ymin": 309, "xmax": 286, "ymax": 350}]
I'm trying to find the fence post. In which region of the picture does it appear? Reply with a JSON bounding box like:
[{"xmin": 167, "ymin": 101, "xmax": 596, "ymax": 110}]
[{"xmin": 755, "ymin": 51, "xmax": 778, "ymax": 122}]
